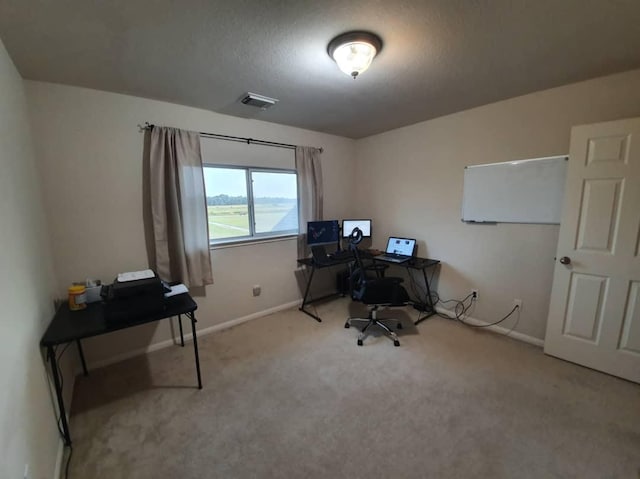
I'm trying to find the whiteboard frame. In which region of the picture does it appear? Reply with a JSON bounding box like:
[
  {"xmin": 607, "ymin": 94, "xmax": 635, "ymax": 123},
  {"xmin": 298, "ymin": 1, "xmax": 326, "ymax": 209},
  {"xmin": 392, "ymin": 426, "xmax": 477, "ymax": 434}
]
[{"xmin": 461, "ymin": 155, "xmax": 569, "ymax": 224}]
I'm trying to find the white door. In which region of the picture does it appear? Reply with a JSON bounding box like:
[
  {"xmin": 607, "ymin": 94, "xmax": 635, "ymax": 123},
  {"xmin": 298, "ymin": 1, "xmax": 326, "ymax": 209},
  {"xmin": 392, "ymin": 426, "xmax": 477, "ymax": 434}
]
[{"xmin": 544, "ymin": 117, "xmax": 640, "ymax": 383}]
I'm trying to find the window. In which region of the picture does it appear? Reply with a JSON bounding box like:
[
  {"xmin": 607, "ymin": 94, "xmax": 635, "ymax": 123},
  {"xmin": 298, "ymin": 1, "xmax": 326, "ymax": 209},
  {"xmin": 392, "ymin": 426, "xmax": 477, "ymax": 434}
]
[{"xmin": 203, "ymin": 165, "xmax": 298, "ymax": 243}]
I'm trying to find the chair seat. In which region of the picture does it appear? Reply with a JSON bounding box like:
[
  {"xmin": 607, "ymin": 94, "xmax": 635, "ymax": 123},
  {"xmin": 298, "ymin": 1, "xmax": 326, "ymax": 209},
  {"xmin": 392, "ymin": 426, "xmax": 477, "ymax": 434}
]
[
  {"xmin": 346, "ymin": 238, "xmax": 412, "ymax": 346},
  {"xmin": 358, "ymin": 278, "xmax": 409, "ymax": 306}
]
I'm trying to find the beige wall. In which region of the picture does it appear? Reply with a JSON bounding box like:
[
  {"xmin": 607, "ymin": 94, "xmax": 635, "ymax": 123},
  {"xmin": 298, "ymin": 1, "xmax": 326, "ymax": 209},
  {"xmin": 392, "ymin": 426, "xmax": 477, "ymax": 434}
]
[
  {"xmin": 355, "ymin": 69, "xmax": 640, "ymax": 340},
  {"xmin": 0, "ymin": 40, "xmax": 61, "ymax": 479},
  {"xmin": 11, "ymin": 43, "xmax": 640, "ymax": 479},
  {"xmin": 26, "ymin": 81, "xmax": 357, "ymax": 366},
  {"xmin": 12, "ymin": 64, "xmax": 640, "ymax": 479}
]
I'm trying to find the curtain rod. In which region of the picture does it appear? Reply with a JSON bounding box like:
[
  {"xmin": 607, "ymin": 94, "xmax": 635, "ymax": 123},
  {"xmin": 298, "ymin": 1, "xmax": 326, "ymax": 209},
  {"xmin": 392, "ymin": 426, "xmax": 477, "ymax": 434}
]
[{"xmin": 138, "ymin": 122, "xmax": 323, "ymax": 153}]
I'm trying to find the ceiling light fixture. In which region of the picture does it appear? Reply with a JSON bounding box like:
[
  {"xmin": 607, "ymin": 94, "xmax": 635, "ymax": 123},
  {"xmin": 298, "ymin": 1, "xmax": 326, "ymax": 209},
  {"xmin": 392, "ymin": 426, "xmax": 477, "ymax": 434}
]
[{"xmin": 327, "ymin": 31, "xmax": 383, "ymax": 79}]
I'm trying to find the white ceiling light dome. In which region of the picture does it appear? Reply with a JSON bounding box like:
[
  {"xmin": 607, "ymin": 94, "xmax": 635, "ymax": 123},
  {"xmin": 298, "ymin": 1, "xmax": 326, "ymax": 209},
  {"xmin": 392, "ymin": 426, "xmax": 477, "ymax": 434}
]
[{"xmin": 328, "ymin": 31, "xmax": 383, "ymax": 79}]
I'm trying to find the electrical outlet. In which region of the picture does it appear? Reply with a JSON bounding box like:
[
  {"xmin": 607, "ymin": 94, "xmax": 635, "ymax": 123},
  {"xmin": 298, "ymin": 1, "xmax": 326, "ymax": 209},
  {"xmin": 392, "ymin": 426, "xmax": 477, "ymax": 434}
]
[
  {"xmin": 471, "ymin": 289, "xmax": 478, "ymax": 301},
  {"xmin": 513, "ymin": 299, "xmax": 522, "ymax": 310},
  {"xmin": 252, "ymin": 285, "xmax": 261, "ymax": 297}
]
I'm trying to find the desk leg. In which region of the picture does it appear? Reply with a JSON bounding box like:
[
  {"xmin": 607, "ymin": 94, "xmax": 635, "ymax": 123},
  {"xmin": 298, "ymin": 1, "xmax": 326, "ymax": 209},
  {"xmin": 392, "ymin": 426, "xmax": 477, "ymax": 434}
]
[
  {"xmin": 415, "ymin": 266, "xmax": 437, "ymax": 325},
  {"xmin": 48, "ymin": 346, "xmax": 72, "ymax": 446},
  {"xmin": 299, "ymin": 266, "xmax": 322, "ymax": 322},
  {"xmin": 178, "ymin": 315, "xmax": 185, "ymax": 347},
  {"xmin": 76, "ymin": 340, "xmax": 88, "ymax": 376},
  {"xmin": 189, "ymin": 312, "xmax": 203, "ymax": 389}
]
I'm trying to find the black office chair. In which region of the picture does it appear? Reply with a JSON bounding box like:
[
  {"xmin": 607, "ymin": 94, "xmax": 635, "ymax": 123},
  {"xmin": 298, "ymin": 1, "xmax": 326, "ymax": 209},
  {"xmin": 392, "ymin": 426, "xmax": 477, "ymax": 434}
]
[{"xmin": 344, "ymin": 228, "xmax": 411, "ymax": 347}]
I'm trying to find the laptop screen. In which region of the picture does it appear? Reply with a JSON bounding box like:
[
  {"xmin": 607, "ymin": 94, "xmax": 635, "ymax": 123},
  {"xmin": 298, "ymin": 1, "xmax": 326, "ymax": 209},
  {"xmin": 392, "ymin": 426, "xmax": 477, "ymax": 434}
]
[{"xmin": 385, "ymin": 237, "xmax": 416, "ymax": 256}]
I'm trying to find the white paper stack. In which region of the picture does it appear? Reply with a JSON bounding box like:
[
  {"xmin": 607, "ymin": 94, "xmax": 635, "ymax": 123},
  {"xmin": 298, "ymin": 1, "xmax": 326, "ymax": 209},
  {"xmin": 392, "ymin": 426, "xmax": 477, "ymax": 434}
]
[
  {"xmin": 117, "ymin": 269, "xmax": 155, "ymax": 282},
  {"xmin": 165, "ymin": 284, "xmax": 189, "ymax": 297}
]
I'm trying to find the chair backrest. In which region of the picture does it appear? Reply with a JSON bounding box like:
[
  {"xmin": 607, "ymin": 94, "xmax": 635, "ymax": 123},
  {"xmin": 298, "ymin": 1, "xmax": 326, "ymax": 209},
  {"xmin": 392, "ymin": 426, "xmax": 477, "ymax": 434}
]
[
  {"xmin": 347, "ymin": 227, "xmax": 367, "ymax": 299},
  {"xmin": 347, "ymin": 228, "xmax": 365, "ymax": 266},
  {"xmin": 347, "ymin": 227, "xmax": 410, "ymax": 306}
]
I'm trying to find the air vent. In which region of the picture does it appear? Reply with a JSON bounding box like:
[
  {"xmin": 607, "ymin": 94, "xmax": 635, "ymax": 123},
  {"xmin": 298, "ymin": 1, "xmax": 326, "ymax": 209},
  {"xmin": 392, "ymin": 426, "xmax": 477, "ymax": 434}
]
[{"xmin": 240, "ymin": 92, "xmax": 278, "ymax": 110}]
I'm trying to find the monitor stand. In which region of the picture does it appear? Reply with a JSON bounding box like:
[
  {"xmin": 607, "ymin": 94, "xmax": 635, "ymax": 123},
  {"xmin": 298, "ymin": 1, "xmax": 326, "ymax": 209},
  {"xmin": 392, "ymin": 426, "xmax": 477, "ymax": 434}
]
[{"xmin": 335, "ymin": 226, "xmax": 343, "ymax": 253}]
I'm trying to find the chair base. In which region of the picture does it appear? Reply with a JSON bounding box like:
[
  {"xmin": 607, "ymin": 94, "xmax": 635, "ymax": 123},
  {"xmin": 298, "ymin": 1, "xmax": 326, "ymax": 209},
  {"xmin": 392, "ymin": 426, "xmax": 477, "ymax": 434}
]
[{"xmin": 345, "ymin": 308, "xmax": 402, "ymax": 347}]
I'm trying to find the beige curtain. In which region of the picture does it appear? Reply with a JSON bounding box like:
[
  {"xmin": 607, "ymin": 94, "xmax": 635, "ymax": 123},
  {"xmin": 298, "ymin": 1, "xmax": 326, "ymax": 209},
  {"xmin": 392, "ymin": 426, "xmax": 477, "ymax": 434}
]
[
  {"xmin": 149, "ymin": 127, "xmax": 213, "ymax": 287},
  {"xmin": 296, "ymin": 146, "xmax": 323, "ymax": 258}
]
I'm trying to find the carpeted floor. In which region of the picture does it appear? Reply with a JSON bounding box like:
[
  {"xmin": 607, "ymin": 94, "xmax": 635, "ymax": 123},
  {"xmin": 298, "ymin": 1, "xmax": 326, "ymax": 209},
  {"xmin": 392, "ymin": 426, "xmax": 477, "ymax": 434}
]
[{"xmin": 68, "ymin": 298, "xmax": 640, "ymax": 478}]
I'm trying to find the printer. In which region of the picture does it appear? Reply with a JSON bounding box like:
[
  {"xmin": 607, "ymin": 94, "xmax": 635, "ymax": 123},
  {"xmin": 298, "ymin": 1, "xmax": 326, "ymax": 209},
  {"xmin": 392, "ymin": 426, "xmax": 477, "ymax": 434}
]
[{"xmin": 102, "ymin": 270, "xmax": 169, "ymax": 321}]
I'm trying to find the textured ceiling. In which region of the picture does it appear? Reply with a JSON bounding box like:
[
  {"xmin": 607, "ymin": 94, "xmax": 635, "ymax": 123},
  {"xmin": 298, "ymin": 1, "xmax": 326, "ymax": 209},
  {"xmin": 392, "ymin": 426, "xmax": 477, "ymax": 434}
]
[{"xmin": 1, "ymin": 0, "xmax": 640, "ymax": 138}]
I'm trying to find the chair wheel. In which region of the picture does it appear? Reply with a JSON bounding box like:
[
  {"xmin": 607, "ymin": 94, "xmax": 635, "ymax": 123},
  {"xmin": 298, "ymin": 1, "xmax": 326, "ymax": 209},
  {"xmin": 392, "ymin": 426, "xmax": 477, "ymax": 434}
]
[
  {"xmin": 394, "ymin": 340, "xmax": 400, "ymax": 347},
  {"xmin": 397, "ymin": 322, "xmax": 403, "ymax": 330},
  {"xmin": 357, "ymin": 339, "xmax": 363, "ymax": 346}
]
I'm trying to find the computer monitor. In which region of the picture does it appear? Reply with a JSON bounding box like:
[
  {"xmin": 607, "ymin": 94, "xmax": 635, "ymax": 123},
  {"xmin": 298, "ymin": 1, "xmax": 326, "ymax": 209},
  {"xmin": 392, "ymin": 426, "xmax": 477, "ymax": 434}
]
[
  {"xmin": 342, "ymin": 219, "xmax": 372, "ymax": 238},
  {"xmin": 307, "ymin": 220, "xmax": 340, "ymax": 246}
]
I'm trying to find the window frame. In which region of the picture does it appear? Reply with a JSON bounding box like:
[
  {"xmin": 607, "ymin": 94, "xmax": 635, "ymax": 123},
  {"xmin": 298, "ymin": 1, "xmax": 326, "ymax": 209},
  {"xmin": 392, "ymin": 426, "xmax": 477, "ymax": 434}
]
[{"xmin": 203, "ymin": 163, "xmax": 299, "ymax": 246}]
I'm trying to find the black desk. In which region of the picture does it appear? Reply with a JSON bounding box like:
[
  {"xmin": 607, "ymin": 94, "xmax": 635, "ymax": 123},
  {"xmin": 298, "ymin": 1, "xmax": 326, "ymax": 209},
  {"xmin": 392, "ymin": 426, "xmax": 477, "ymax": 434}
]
[
  {"xmin": 297, "ymin": 256, "xmax": 355, "ymax": 321},
  {"xmin": 297, "ymin": 253, "xmax": 440, "ymax": 324},
  {"xmin": 371, "ymin": 256, "xmax": 440, "ymax": 324},
  {"xmin": 40, "ymin": 293, "xmax": 201, "ymax": 446}
]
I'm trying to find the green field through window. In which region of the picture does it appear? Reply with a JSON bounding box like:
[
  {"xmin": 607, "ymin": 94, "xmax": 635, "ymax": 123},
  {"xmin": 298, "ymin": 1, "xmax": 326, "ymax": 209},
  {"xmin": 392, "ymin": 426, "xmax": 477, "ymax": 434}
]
[
  {"xmin": 208, "ymin": 203, "xmax": 297, "ymax": 240},
  {"xmin": 204, "ymin": 166, "xmax": 298, "ymax": 241}
]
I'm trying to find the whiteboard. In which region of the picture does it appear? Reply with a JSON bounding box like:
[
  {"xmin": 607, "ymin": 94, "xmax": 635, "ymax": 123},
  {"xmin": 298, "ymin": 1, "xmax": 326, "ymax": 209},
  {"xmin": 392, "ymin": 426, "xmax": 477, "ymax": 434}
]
[{"xmin": 462, "ymin": 155, "xmax": 568, "ymax": 224}]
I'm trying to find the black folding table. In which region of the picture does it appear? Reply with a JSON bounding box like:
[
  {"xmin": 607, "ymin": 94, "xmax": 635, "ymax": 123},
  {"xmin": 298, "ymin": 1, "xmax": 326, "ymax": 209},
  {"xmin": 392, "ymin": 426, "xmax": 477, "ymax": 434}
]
[{"xmin": 40, "ymin": 293, "xmax": 201, "ymax": 445}]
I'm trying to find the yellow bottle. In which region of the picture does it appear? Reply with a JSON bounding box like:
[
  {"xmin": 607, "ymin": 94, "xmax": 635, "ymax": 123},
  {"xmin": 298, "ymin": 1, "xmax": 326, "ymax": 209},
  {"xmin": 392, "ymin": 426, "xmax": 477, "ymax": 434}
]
[{"xmin": 68, "ymin": 285, "xmax": 87, "ymax": 311}]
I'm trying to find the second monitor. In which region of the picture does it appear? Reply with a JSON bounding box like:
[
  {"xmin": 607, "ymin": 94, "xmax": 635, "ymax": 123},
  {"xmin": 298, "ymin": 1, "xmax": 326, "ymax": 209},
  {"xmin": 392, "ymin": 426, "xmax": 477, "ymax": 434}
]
[{"xmin": 342, "ymin": 219, "xmax": 372, "ymax": 238}]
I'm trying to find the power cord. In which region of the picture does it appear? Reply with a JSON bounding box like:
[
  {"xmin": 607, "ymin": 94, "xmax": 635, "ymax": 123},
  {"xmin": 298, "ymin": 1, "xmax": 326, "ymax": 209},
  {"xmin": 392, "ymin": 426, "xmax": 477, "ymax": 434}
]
[
  {"xmin": 458, "ymin": 304, "xmax": 519, "ymax": 328},
  {"xmin": 51, "ymin": 343, "xmax": 72, "ymax": 438},
  {"xmin": 406, "ymin": 271, "xmax": 521, "ymax": 331},
  {"xmin": 410, "ymin": 264, "xmax": 521, "ymax": 328},
  {"xmin": 45, "ymin": 343, "xmax": 74, "ymax": 477},
  {"xmin": 64, "ymin": 446, "xmax": 73, "ymax": 479},
  {"xmin": 436, "ymin": 292, "xmax": 520, "ymax": 329},
  {"xmin": 435, "ymin": 292, "xmax": 474, "ymax": 321},
  {"xmin": 503, "ymin": 305, "xmax": 522, "ymax": 338}
]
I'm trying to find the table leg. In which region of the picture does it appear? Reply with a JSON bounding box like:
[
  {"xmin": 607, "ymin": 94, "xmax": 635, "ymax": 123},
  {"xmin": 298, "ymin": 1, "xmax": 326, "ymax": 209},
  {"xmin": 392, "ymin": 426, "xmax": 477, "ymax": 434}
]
[
  {"xmin": 415, "ymin": 265, "xmax": 437, "ymax": 325},
  {"xmin": 300, "ymin": 266, "xmax": 315, "ymax": 308},
  {"xmin": 423, "ymin": 267, "xmax": 435, "ymax": 311},
  {"xmin": 48, "ymin": 346, "xmax": 72, "ymax": 446},
  {"xmin": 189, "ymin": 312, "xmax": 202, "ymax": 389},
  {"xmin": 299, "ymin": 266, "xmax": 323, "ymax": 322},
  {"xmin": 178, "ymin": 315, "xmax": 185, "ymax": 347},
  {"xmin": 76, "ymin": 340, "xmax": 88, "ymax": 376}
]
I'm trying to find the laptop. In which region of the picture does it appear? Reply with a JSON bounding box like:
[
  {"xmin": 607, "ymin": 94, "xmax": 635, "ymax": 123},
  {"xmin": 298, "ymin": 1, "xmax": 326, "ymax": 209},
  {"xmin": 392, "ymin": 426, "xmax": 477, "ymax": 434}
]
[{"xmin": 376, "ymin": 237, "xmax": 416, "ymax": 264}]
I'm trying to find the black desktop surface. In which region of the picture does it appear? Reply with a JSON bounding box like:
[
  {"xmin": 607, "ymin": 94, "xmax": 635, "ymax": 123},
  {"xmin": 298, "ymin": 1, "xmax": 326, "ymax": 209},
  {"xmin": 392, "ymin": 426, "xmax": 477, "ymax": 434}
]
[
  {"xmin": 299, "ymin": 250, "xmax": 439, "ymax": 269},
  {"xmin": 298, "ymin": 255, "xmax": 354, "ymax": 268},
  {"xmin": 41, "ymin": 293, "xmax": 197, "ymax": 346},
  {"xmin": 393, "ymin": 257, "xmax": 440, "ymax": 269}
]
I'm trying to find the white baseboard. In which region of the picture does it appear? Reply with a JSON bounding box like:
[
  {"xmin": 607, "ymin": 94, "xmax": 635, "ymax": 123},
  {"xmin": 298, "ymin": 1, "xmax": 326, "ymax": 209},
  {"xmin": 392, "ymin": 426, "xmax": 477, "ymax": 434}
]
[
  {"xmin": 85, "ymin": 299, "xmax": 301, "ymax": 371},
  {"xmin": 435, "ymin": 306, "xmax": 544, "ymax": 348}
]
